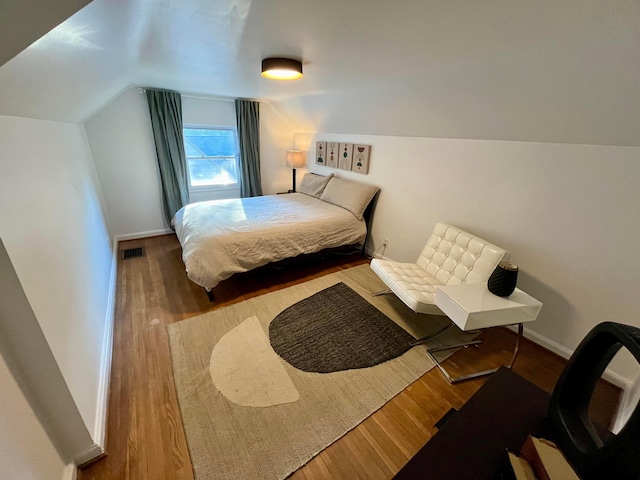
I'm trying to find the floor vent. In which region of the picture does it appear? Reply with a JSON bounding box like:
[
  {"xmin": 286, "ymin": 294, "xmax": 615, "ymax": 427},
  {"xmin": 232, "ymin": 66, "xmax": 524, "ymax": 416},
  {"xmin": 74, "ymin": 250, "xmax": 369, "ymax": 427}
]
[{"xmin": 121, "ymin": 247, "xmax": 145, "ymax": 260}]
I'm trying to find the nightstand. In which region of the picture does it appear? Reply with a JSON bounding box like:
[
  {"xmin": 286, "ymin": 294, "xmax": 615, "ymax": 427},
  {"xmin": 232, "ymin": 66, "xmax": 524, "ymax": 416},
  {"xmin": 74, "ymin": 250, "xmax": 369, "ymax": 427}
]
[{"xmin": 431, "ymin": 284, "xmax": 543, "ymax": 383}]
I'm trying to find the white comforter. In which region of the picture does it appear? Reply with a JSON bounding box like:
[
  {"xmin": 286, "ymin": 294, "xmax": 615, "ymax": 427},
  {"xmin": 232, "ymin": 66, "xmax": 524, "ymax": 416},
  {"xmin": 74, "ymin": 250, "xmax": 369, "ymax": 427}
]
[{"xmin": 173, "ymin": 193, "xmax": 367, "ymax": 289}]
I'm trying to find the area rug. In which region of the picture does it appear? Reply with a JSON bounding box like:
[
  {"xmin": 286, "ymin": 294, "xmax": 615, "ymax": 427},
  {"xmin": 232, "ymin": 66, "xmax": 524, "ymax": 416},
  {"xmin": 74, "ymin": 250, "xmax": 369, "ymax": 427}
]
[
  {"xmin": 269, "ymin": 282, "xmax": 416, "ymax": 373},
  {"xmin": 167, "ymin": 264, "xmax": 473, "ymax": 480}
]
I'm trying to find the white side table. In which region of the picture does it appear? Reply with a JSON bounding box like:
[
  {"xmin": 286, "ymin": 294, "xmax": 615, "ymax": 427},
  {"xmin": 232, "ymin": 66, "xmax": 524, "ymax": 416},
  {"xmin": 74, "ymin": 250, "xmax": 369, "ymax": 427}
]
[{"xmin": 430, "ymin": 284, "xmax": 543, "ymax": 383}]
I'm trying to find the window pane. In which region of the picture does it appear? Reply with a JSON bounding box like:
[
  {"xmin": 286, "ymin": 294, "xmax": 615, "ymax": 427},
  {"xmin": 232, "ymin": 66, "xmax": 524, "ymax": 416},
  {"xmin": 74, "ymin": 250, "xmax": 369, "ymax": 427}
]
[
  {"xmin": 183, "ymin": 127, "xmax": 239, "ymax": 187},
  {"xmin": 188, "ymin": 157, "xmax": 238, "ymax": 186},
  {"xmin": 183, "ymin": 129, "xmax": 235, "ymax": 157},
  {"xmin": 184, "ymin": 140, "xmax": 201, "ymax": 158}
]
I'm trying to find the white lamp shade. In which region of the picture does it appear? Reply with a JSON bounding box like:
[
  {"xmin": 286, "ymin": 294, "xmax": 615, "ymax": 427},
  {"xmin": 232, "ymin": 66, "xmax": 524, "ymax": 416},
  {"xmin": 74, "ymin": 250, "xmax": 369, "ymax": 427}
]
[{"xmin": 286, "ymin": 150, "xmax": 306, "ymax": 168}]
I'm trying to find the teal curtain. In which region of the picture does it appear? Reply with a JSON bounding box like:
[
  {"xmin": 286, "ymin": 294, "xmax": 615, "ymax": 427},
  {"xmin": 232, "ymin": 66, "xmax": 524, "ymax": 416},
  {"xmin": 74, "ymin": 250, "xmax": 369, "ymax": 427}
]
[
  {"xmin": 235, "ymin": 99, "xmax": 263, "ymax": 197},
  {"xmin": 146, "ymin": 89, "xmax": 190, "ymax": 226}
]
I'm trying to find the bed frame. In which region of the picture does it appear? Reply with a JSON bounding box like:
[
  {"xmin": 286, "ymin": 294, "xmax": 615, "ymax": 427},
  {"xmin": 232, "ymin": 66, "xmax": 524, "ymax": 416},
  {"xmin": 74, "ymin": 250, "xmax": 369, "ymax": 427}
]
[{"xmin": 204, "ymin": 191, "xmax": 379, "ymax": 302}]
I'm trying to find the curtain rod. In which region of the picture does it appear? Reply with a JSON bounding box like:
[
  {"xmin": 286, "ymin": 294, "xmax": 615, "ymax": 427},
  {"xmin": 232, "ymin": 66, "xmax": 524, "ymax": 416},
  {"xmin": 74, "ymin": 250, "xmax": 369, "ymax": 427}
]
[{"xmin": 138, "ymin": 88, "xmax": 237, "ymax": 103}]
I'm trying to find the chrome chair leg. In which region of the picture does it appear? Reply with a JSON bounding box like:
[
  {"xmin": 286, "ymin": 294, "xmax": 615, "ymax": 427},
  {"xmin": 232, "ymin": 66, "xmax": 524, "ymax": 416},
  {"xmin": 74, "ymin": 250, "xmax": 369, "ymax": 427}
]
[
  {"xmin": 428, "ymin": 339, "xmax": 482, "ymax": 353},
  {"xmin": 409, "ymin": 323, "xmax": 454, "ymax": 347},
  {"xmin": 427, "ymin": 323, "xmax": 525, "ymax": 384},
  {"xmin": 372, "ymin": 289, "xmax": 393, "ymax": 296}
]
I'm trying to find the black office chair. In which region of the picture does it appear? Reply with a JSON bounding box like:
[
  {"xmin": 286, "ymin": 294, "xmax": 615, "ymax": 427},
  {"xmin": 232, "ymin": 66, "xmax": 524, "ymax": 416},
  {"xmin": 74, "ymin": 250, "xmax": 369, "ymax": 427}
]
[{"xmin": 548, "ymin": 321, "xmax": 640, "ymax": 480}]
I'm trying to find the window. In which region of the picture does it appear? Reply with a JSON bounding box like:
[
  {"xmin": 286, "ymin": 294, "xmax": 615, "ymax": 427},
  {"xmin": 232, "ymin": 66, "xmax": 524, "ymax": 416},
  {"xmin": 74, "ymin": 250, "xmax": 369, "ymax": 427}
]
[{"xmin": 183, "ymin": 127, "xmax": 239, "ymax": 187}]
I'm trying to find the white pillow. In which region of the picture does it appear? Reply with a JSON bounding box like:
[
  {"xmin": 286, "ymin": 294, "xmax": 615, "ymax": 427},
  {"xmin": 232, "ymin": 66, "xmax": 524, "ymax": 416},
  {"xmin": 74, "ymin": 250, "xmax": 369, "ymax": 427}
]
[
  {"xmin": 298, "ymin": 173, "xmax": 334, "ymax": 198},
  {"xmin": 320, "ymin": 177, "xmax": 379, "ymax": 220}
]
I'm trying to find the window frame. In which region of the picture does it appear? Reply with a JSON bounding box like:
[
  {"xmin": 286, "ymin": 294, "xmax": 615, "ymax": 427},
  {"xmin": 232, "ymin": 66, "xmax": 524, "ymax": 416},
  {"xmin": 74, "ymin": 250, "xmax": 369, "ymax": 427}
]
[{"xmin": 182, "ymin": 124, "xmax": 240, "ymax": 191}]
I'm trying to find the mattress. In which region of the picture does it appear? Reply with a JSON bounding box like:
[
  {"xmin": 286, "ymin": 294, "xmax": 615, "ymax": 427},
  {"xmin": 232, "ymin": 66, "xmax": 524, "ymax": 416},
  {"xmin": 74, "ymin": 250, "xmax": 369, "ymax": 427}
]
[{"xmin": 173, "ymin": 193, "xmax": 367, "ymax": 289}]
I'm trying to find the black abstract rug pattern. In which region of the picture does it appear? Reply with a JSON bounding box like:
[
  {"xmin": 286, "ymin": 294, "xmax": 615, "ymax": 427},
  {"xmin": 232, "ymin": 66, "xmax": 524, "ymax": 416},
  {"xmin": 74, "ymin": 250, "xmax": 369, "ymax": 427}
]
[{"xmin": 269, "ymin": 282, "xmax": 415, "ymax": 373}]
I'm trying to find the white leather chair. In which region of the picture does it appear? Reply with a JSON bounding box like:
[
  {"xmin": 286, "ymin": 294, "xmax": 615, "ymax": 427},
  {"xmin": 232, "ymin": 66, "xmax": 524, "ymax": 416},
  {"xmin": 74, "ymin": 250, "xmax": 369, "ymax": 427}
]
[{"xmin": 370, "ymin": 223, "xmax": 508, "ymax": 317}]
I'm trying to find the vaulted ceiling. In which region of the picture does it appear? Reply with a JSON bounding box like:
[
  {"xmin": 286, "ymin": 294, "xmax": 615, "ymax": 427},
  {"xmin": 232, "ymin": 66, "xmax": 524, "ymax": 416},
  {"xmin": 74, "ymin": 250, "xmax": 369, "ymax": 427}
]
[{"xmin": 1, "ymin": 0, "xmax": 639, "ymax": 146}]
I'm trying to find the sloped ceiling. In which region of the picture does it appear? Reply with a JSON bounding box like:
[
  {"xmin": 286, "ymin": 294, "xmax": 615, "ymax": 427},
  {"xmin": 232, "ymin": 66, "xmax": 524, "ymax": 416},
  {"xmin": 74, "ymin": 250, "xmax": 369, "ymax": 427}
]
[
  {"xmin": 0, "ymin": 0, "xmax": 92, "ymax": 66},
  {"xmin": 1, "ymin": 0, "xmax": 639, "ymax": 146}
]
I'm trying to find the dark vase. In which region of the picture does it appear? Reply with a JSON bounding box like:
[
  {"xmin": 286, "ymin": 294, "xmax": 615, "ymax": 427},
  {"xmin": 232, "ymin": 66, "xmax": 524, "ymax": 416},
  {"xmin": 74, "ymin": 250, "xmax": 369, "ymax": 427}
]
[{"xmin": 487, "ymin": 261, "xmax": 518, "ymax": 297}]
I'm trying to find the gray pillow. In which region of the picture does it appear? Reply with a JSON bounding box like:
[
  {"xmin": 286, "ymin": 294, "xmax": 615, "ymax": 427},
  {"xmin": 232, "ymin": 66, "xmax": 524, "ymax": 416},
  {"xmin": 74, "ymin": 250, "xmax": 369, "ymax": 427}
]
[
  {"xmin": 298, "ymin": 173, "xmax": 334, "ymax": 198},
  {"xmin": 320, "ymin": 177, "xmax": 379, "ymax": 220}
]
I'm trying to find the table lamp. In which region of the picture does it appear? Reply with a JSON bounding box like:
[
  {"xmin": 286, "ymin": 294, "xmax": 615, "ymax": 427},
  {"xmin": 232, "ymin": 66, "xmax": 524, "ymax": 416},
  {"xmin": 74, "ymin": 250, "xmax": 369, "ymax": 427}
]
[{"xmin": 286, "ymin": 150, "xmax": 306, "ymax": 192}]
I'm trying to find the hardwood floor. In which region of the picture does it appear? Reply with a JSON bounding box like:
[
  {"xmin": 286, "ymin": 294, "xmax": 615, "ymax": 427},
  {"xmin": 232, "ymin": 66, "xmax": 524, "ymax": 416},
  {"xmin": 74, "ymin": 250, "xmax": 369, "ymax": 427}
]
[{"xmin": 79, "ymin": 234, "xmax": 620, "ymax": 479}]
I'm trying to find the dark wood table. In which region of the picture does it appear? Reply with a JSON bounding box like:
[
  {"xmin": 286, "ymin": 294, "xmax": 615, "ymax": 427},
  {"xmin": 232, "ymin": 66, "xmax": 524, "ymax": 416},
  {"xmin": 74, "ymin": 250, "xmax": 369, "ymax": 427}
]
[{"xmin": 394, "ymin": 367, "xmax": 552, "ymax": 480}]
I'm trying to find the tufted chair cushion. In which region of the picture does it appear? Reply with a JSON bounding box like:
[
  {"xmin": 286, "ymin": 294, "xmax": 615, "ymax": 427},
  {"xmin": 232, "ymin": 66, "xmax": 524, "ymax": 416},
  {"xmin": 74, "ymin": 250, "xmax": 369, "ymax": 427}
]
[{"xmin": 370, "ymin": 223, "xmax": 507, "ymax": 315}]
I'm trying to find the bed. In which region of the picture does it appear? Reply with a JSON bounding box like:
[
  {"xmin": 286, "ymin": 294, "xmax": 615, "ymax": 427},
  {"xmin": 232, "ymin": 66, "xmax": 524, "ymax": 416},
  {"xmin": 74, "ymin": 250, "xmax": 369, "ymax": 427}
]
[{"xmin": 173, "ymin": 173, "xmax": 379, "ymax": 297}]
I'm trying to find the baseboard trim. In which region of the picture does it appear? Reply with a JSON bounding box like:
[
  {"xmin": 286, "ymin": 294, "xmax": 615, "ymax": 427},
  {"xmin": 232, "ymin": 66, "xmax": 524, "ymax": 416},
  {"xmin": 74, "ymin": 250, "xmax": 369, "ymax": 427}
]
[
  {"xmin": 63, "ymin": 442, "xmax": 103, "ymax": 480},
  {"xmin": 77, "ymin": 451, "xmax": 108, "ymax": 470},
  {"xmin": 364, "ymin": 247, "xmax": 389, "ymax": 261},
  {"xmin": 92, "ymin": 237, "xmax": 119, "ymax": 448},
  {"xmin": 510, "ymin": 324, "xmax": 634, "ymax": 434},
  {"xmin": 520, "ymin": 326, "xmax": 573, "ymax": 358},
  {"xmin": 521, "ymin": 326, "xmax": 630, "ymax": 389},
  {"xmin": 613, "ymin": 376, "xmax": 640, "ymax": 433},
  {"xmin": 74, "ymin": 443, "xmax": 104, "ymax": 468},
  {"xmin": 62, "ymin": 463, "xmax": 77, "ymax": 480},
  {"xmin": 114, "ymin": 228, "xmax": 173, "ymax": 242}
]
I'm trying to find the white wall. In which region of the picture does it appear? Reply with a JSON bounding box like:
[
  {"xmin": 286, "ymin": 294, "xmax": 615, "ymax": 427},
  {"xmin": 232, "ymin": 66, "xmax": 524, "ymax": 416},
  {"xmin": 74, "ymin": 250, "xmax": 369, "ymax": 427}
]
[
  {"xmin": 0, "ymin": 352, "xmax": 66, "ymax": 480},
  {"xmin": 85, "ymin": 88, "xmax": 169, "ymax": 239},
  {"xmin": 260, "ymin": 100, "xmax": 303, "ymax": 195},
  {"xmin": 0, "ymin": 238, "xmax": 97, "ymax": 470},
  {"xmin": 0, "ymin": 115, "xmax": 113, "ymax": 457},
  {"xmin": 85, "ymin": 88, "xmax": 296, "ymax": 238},
  {"xmin": 295, "ymin": 132, "xmax": 640, "ymax": 385}
]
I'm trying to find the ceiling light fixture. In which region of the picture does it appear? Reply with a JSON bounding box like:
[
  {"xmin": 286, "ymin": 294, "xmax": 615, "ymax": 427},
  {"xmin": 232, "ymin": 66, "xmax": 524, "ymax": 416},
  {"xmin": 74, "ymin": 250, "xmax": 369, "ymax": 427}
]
[{"xmin": 261, "ymin": 57, "xmax": 303, "ymax": 80}]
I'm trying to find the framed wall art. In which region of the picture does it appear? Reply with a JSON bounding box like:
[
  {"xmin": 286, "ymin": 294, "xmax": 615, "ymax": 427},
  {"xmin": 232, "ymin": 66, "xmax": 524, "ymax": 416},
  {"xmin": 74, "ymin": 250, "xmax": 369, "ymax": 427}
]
[
  {"xmin": 338, "ymin": 143, "xmax": 353, "ymax": 170},
  {"xmin": 326, "ymin": 142, "xmax": 339, "ymax": 168},
  {"xmin": 315, "ymin": 141, "xmax": 327, "ymax": 166},
  {"xmin": 314, "ymin": 140, "xmax": 372, "ymax": 175},
  {"xmin": 352, "ymin": 144, "xmax": 371, "ymax": 174}
]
